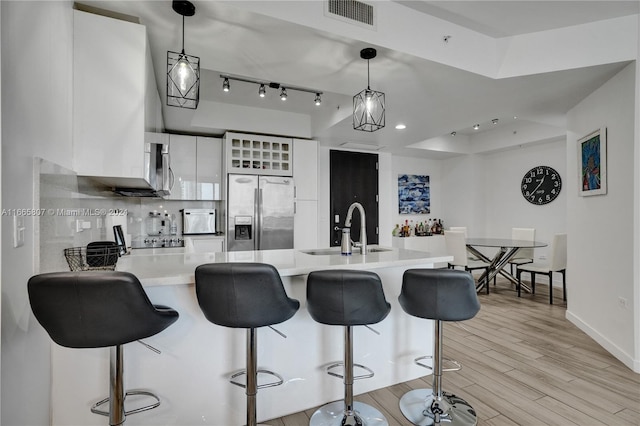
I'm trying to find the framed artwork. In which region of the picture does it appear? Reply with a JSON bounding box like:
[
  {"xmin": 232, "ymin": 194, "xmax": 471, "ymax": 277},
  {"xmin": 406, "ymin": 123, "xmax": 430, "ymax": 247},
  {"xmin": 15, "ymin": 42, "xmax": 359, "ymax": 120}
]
[
  {"xmin": 398, "ymin": 174, "xmax": 430, "ymax": 214},
  {"xmin": 578, "ymin": 127, "xmax": 607, "ymax": 196}
]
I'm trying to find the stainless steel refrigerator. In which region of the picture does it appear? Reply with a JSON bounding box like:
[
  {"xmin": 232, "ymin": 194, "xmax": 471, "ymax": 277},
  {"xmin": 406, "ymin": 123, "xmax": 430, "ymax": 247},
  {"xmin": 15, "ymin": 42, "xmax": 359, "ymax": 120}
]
[{"xmin": 227, "ymin": 174, "xmax": 295, "ymax": 251}]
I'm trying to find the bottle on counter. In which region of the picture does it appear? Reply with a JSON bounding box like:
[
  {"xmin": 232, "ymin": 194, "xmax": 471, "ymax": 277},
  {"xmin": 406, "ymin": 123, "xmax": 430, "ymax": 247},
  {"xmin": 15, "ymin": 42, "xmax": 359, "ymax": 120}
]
[
  {"xmin": 427, "ymin": 218, "xmax": 433, "ymax": 236},
  {"xmin": 146, "ymin": 211, "xmax": 162, "ymax": 235},
  {"xmin": 392, "ymin": 224, "xmax": 400, "ymax": 237},
  {"xmin": 170, "ymin": 214, "xmax": 178, "ymax": 235}
]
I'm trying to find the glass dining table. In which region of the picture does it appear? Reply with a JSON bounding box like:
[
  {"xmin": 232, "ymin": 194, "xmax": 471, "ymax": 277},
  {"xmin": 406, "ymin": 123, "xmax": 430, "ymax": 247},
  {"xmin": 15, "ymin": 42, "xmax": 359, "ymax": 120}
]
[{"xmin": 465, "ymin": 238, "xmax": 548, "ymax": 293}]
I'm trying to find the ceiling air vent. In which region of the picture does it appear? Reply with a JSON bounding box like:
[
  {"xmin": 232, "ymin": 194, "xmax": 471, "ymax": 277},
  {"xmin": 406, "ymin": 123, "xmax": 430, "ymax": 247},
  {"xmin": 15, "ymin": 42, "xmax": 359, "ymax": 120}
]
[{"xmin": 325, "ymin": 0, "xmax": 376, "ymax": 29}]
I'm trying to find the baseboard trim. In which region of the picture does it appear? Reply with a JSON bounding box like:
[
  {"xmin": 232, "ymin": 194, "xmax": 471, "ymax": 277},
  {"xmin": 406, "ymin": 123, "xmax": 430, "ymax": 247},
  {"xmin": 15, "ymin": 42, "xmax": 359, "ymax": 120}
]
[{"xmin": 565, "ymin": 310, "xmax": 639, "ymax": 373}]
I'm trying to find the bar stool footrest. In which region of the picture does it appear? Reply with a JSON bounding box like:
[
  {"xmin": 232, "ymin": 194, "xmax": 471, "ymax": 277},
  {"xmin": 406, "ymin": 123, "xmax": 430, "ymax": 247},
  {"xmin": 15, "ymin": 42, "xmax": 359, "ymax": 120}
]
[
  {"xmin": 230, "ymin": 369, "xmax": 284, "ymax": 390},
  {"xmin": 415, "ymin": 355, "xmax": 462, "ymax": 372},
  {"xmin": 91, "ymin": 390, "xmax": 161, "ymax": 417},
  {"xmin": 326, "ymin": 362, "xmax": 375, "ymax": 380}
]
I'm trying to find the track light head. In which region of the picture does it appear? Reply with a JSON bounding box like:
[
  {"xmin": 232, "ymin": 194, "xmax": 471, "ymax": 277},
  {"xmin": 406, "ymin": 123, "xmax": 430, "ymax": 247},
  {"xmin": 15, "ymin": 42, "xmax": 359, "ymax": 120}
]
[
  {"xmin": 259, "ymin": 84, "xmax": 266, "ymax": 98},
  {"xmin": 280, "ymin": 87, "xmax": 287, "ymax": 101},
  {"xmin": 223, "ymin": 78, "xmax": 230, "ymax": 92},
  {"xmin": 315, "ymin": 93, "xmax": 322, "ymax": 106}
]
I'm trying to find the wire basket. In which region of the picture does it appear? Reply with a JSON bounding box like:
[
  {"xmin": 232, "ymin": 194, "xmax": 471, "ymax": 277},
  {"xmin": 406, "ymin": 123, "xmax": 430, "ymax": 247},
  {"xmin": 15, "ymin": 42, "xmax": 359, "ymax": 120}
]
[{"xmin": 64, "ymin": 246, "xmax": 120, "ymax": 271}]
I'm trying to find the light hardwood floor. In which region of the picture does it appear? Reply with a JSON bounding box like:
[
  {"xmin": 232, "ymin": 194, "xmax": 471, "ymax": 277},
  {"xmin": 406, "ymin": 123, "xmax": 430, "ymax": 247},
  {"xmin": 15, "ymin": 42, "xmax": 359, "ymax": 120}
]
[{"xmin": 266, "ymin": 278, "xmax": 640, "ymax": 425}]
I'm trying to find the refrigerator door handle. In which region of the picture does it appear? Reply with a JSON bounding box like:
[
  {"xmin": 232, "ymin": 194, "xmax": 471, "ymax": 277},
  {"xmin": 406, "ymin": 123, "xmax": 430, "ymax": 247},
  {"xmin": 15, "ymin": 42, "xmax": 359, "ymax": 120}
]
[{"xmin": 257, "ymin": 188, "xmax": 264, "ymax": 250}]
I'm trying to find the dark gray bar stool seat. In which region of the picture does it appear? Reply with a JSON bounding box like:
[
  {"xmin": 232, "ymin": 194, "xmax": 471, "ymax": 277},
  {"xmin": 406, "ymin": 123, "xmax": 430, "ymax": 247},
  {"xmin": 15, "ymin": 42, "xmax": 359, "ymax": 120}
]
[
  {"xmin": 306, "ymin": 269, "xmax": 391, "ymax": 426},
  {"xmin": 28, "ymin": 271, "xmax": 179, "ymax": 426},
  {"xmin": 398, "ymin": 269, "xmax": 480, "ymax": 426},
  {"xmin": 195, "ymin": 263, "xmax": 300, "ymax": 426}
]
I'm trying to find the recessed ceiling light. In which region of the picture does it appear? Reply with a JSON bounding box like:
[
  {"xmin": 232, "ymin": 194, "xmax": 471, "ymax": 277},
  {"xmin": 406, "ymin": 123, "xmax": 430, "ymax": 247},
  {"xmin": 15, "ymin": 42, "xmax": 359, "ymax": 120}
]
[
  {"xmin": 473, "ymin": 124, "xmax": 480, "ymax": 130},
  {"xmin": 395, "ymin": 123, "xmax": 406, "ymax": 130}
]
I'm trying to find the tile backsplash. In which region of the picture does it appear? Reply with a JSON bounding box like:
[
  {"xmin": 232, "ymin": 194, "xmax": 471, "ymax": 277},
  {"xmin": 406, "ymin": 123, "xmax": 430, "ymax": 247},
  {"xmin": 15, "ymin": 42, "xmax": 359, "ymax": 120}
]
[{"xmin": 38, "ymin": 158, "xmax": 222, "ymax": 273}]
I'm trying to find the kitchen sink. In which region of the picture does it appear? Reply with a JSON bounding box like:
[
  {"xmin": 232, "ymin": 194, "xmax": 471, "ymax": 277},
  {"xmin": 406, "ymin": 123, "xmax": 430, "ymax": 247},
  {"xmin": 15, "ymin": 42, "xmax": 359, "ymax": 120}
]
[{"xmin": 300, "ymin": 247, "xmax": 393, "ymax": 255}]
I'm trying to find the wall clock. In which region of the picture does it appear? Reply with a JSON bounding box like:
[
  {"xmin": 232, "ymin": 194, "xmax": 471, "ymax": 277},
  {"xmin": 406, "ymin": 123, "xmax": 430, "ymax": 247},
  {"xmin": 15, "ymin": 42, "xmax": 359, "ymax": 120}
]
[{"xmin": 521, "ymin": 166, "xmax": 562, "ymax": 205}]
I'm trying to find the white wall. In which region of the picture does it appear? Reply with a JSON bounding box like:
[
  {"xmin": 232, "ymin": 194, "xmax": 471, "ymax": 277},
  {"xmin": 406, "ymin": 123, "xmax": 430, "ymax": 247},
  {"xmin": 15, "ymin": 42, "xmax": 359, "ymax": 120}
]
[
  {"xmin": 390, "ymin": 155, "xmax": 443, "ymax": 234},
  {"xmin": 1, "ymin": 1, "xmax": 74, "ymax": 424},
  {"xmin": 565, "ymin": 62, "xmax": 638, "ymax": 371},
  {"xmin": 482, "ymin": 141, "xmax": 567, "ymax": 258},
  {"xmin": 441, "ymin": 154, "xmax": 487, "ymax": 236}
]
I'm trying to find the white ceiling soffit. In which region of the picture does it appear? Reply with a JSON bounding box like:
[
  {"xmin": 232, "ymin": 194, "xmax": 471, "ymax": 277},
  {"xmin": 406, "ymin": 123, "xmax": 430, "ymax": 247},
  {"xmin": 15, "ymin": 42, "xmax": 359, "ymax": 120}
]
[
  {"xmin": 80, "ymin": 1, "xmax": 639, "ymax": 159},
  {"xmin": 395, "ymin": 1, "xmax": 640, "ymax": 37}
]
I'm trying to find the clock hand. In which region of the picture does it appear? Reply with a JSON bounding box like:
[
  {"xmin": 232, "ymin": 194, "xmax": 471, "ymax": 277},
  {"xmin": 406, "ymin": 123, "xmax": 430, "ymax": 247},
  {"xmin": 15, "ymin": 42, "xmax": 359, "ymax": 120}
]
[{"xmin": 530, "ymin": 176, "xmax": 545, "ymax": 194}]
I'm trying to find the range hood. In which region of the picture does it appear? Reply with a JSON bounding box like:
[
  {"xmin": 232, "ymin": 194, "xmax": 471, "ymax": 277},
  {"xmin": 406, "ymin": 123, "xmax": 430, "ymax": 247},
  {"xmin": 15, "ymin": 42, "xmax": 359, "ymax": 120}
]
[{"xmin": 77, "ymin": 142, "xmax": 172, "ymax": 197}]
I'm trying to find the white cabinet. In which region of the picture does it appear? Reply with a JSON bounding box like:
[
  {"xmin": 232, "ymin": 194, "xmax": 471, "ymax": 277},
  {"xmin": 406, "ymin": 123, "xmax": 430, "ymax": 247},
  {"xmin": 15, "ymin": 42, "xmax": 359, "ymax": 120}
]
[
  {"xmin": 392, "ymin": 235, "xmax": 447, "ymax": 267},
  {"xmin": 224, "ymin": 132, "xmax": 293, "ymax": 176},
  {"xmin": 168, "ymin": 135, "xmax": 222, "ymax": 200},
  {"xmin": 293, "ymin": 139, "xmax": 318, "ymax": 200},
  {"xmin": 294, "ymin": 200, "xmax": 319, "ymax": 249},
  {"xmin": 184, "ymin": 236, "xmax": 225, "ymax": 253},
  {"xmin": 73, "ymin": 10, "xmax": 161, "ymax": 182},
  {"xmin": 168, "ymin": 135, "xmax": 197, "ymax": 200},
  {"xmin": 196, "ymin": 137, "xmax": 222, "ymax": 200},
  {"xmin": 292, "ymin": 139, "xmax": 319, "ymax": 249}
]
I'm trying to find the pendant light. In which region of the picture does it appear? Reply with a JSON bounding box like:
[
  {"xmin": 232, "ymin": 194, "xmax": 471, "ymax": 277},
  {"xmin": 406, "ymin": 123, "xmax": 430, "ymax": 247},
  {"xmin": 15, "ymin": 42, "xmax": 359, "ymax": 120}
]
[
  {"xmin": 353, "ymin": 47, "xmax": 385, "ymax": 132},
  {"xmin": 167, "ymin": 0, "xmax": 200, "ymax": 109}
]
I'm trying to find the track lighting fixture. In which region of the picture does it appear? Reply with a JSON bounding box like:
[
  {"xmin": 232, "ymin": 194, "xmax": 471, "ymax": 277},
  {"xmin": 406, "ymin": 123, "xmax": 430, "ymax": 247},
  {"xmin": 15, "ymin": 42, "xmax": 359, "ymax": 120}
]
[
  {"xmin": 473, "ymin": 124, "xmax": 480, "ymax": 130},
  {"xmin": 353, "ymin": 47, "xmax": 385, "ymax": 132},
  {"xmin": 492, "ymin": 118, "xmax": 499, "ymax": 125},
  {"xmin": 219, "ymin": 74, "xmax": 323, "ymax": 106},
  {"xmin": 167, "ymin": 0, "xmax": 199, "ymax": 109}
]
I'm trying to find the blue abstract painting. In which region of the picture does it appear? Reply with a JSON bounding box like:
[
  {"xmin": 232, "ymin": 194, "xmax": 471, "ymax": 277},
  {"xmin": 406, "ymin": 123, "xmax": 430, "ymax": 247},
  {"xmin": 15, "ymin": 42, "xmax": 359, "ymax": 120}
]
[{"xmin": 398, "ymin": 174, "xmax": 430, "ymax": 214}]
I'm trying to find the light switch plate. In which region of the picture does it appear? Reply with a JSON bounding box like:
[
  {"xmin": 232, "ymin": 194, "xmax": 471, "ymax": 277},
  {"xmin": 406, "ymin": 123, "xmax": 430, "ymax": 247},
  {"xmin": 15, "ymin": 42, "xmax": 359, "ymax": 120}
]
[{"xmin": 13, "ymin": 216, "xmax": 25, "ymax": 248}]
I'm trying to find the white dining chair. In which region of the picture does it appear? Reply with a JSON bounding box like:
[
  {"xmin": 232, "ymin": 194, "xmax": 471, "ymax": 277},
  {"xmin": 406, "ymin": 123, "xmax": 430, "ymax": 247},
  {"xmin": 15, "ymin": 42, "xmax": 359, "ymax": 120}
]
[
  {"xmin": 509, "ymin": 227, "xmax": 536, "ymax": 275},
  {"xmin": 445, "ymin": 231, "xmax": 492, "ymax": 294},
  {"xmin": 449, "ymin": 226, "xmax": 483, "ymax": 262},
  {"xmin": 516, "ymin": 233, "xmax": 567, "ymax": 304}
]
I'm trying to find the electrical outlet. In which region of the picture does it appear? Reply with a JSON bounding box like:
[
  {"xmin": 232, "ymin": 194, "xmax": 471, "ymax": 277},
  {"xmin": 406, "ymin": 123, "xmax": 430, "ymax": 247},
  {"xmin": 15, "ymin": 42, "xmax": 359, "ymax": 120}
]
[{"xmin": 618, "ymin": 297, "xmax": 628, "ymax": 309}]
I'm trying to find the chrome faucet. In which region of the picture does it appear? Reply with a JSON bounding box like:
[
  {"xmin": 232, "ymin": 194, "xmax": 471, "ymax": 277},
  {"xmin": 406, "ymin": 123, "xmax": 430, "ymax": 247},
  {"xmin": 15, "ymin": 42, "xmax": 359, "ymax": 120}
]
[{"xmin": 345, "ymin": 202, "xmax": 367, "ymax": 254}]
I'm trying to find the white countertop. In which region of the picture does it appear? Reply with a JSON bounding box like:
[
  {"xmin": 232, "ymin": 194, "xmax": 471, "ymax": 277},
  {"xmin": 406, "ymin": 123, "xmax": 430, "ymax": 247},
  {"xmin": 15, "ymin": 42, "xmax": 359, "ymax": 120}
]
[{"xmin": 116, "ymin": 246, "xmax": 452, "ymax": 286}]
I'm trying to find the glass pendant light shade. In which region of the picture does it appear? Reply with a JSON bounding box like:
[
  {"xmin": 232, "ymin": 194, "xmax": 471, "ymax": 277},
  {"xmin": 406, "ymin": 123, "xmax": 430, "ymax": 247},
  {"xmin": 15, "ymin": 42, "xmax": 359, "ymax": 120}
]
[
  {"xmin": 353, "ymin": 48, "xmax": 385, "ymax": 132},
  {"xmin": 353, "ymin": 88, "xmax": 385, "ymax": 132},
  {"xmin": 167, "ymin": 1, "xmax": 199, "ymax": 109},
  {"xmin": 167, "ymin": 50, "xmax": 200, "ymax": 108}
]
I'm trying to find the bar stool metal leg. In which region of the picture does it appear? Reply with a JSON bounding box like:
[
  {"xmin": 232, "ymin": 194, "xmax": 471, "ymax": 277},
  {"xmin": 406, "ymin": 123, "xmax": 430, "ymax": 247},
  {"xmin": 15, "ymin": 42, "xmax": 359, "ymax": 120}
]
[
  {"xmin": 247, "ymin": 328, "xmax": 258, "ymax": 426},
  {"xmin": 310, "ymin": 326, "xmax": 388, "ymax": 426},
  {"xmin": 399, "ymin": 321, "xmax": 477, "ymax": 426},
  {"xmin": 91, "ymin": 345, "xmax": 161, "ymax": 426}
]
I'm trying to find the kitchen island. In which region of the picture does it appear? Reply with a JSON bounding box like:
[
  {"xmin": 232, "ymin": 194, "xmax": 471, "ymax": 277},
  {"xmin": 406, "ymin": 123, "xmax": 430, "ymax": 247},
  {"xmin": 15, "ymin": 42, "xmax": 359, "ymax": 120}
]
[{"xmin": 50, "ymin": 247, "xmax": 452, "ymax": 425}]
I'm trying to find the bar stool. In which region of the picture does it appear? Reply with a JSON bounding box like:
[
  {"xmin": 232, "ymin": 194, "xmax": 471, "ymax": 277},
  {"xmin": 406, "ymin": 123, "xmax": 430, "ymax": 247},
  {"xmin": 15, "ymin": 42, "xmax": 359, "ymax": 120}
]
[
  {"xmin": 398, "ymin": 269, "xmax": 480, "ymax": 426},
  {"xmin": 27, "ymin": 271, "xmax": 179, "ymax": 426},
  {"xmin": 195, "ymin": 263, "xmax": 300, "ymax": 426},
  {"xmin": 306, "ymin": 269, "xmax": 391, "ymax": 426}
]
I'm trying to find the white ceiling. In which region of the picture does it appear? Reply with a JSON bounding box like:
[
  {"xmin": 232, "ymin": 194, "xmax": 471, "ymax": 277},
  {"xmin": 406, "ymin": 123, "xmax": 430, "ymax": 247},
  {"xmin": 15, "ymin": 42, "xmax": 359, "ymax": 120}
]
[{"xmin": 82, "ymin": 0, "xmax": 638, "ymax": 158}]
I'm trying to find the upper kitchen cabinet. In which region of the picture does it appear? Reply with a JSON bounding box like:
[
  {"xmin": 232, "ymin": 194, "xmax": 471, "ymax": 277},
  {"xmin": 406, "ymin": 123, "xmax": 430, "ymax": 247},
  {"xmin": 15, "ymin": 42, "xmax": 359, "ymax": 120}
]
[
  {"xmin": 168, "ymin": 134, "xmax": 222, "ymax": 200},
  {"xmin": 196, "ymin": 136, "xmax": 223, "ymax": 200},
  {"xmin": 167, "ymin": 134, "xmax": 197, "ymax": 200},
  {"xmin": 293, "ymin": 139, "xmax": 318, "ymax": 200},
  {"xmin": 224, "ymin": 132, "xmax": 293, "ymax": 177},
  {"xmin": 72, "ymin": 9, "xmax": 162, "ymax": 183}
]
